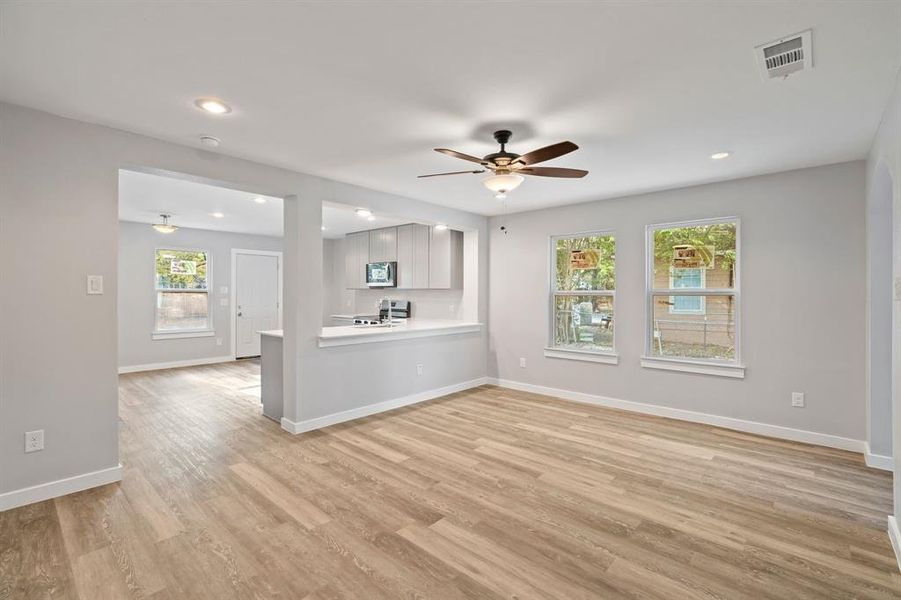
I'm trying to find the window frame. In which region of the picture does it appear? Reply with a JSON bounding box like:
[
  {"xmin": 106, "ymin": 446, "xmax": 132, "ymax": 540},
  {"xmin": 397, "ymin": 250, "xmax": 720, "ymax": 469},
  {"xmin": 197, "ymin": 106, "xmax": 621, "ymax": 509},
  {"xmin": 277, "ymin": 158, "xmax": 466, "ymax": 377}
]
[
  {"xmin": 152, "ymin": 246, "xmax": 214, "ymax": 340},
  {"xmin": 545, "ymin": 229, "xmax": 618, "ymax": 364},
  {"xmin": 643, "ymin": 217, "xmax": 744, "ymax": 378},
  {"xmin": 668, "ymin": 267, "xmax": 707, "ymax": 315}
]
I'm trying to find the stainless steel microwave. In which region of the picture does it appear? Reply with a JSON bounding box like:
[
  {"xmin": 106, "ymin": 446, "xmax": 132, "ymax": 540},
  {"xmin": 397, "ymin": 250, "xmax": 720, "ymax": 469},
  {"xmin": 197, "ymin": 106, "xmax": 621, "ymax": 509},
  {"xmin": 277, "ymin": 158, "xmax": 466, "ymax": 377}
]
[{"xmin": 366, "ymin": 261, "xmax": 397, "ymax": 287}]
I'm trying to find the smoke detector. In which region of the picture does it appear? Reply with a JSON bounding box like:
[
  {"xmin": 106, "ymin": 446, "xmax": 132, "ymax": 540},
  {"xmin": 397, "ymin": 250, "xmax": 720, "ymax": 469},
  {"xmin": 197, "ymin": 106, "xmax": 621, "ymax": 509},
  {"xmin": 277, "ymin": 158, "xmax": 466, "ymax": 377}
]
[{"xmin": 755, "ymin": 29, "xmax": 812, "ymax": 81}]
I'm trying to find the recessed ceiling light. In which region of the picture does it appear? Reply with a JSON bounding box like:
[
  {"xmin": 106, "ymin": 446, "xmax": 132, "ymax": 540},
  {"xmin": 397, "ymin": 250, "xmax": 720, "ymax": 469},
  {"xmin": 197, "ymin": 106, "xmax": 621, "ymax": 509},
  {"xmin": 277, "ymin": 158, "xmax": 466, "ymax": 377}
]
[
  {"xmin": 366, "ymin": 215, "xmax": 376, "ymax": 222},
  {"xmin": 711, "ymin": 151, "xmax": 731, "ymax": 160},
  {"xmin": 194, "ymin": 98, "xmax": 231, "ymax": 115},
  {"xmin": 321, "ymin": 225, "xmax": 327, "ymax": 231},
  {"xmin": 355, "ymin": 208, "xmax": 372, "ymax": 218},
  {"xmin": 253, "ymin": 196, "xmax": 267, "ymax": 204},
  {"xmin": 199, "ymin": 135, "xmax": 220, "ymax": 148},
  {"xmin": 210, "ymin": 212, "xmax": 225, "ymax": 218},
  {"xmin": 434, "ymin": 224, "xmax": 448, "ymax": 231}
]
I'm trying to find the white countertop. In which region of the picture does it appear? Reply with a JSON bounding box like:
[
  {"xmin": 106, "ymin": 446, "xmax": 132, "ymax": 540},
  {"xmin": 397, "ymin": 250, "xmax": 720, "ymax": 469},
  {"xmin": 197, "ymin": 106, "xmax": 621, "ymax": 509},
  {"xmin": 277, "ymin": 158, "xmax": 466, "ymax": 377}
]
[
  {"xmin": 258, "ymin": 330, "xmax": 284, "ymax": 338},
  {"xmin": 318, "ymin": 319, "xmax": 481, "ymax": 348}
]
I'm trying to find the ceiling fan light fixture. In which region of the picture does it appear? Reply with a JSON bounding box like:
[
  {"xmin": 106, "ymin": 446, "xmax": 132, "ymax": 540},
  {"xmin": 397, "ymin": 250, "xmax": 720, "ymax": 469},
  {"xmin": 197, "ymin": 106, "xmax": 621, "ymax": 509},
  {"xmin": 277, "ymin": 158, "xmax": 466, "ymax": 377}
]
[
  {"xmin": 483, "ymin": 173, "xmax": 524, "ymax": 194},
  {"xmin": 151, "ymin": 214, "xmax": 178, "ymax": 234}
]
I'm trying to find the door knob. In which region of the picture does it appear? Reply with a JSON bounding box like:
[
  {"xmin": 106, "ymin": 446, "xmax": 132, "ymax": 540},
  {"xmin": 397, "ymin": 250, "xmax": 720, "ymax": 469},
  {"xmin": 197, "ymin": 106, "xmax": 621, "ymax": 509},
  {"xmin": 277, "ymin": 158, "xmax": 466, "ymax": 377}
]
[{"xmin": 237, "ymin": 312, "xmax": 243, "ymax": 316}]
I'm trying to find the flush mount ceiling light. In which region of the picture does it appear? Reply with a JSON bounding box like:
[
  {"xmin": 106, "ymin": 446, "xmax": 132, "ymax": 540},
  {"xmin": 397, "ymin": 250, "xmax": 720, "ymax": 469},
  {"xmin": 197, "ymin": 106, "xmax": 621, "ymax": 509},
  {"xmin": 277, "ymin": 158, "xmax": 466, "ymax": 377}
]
[
  {"xmin": 434, "ymin": 223, "xmax": 448, "ymax": 231},
  {"xmin": 419, "ymin": 130, "xmax": 587, "ymax": 201},
  {"xmin": 194, "ymin": 97, "xmax": 231, "ymax": 115},
  {"xmin": 253, "ymin": 196, "xmax": 267, "ymax": 204},
  {"xmin": 210, "ymin": 212, "xmax": 225, "ymax": 218},
  {"xmin": 355, "ymin": 208, "xmax": 372, "ymax": 218},
  {"xmin": 711, "ymin": 151, "xmax": 731, "ymax": 160},
  {"xmin": 152, "ymin": 214, "xmax": 178, "ymax": 234}
]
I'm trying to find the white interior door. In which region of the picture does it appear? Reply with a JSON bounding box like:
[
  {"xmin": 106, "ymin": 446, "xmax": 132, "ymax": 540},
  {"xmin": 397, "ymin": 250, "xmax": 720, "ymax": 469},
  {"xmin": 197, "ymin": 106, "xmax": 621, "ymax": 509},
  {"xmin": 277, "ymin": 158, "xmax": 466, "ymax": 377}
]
[{"xmin": 235, "ymin": 252, "xmax": 280, "ymax": 358}]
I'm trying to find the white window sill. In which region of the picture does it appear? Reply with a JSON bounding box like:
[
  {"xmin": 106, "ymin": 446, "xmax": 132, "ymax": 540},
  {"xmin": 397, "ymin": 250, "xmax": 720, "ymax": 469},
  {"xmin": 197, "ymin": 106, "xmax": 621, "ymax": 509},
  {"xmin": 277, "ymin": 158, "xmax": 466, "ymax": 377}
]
[
  {"xmin": 544, "ymin": 347, "xmax": 619, "ymax": 364},
  {"xmin": 152, "ymin": 330, "xmax": 215, "ymax": 340},
  {"xmin": 640, "ymin": 356, "xmax": 745, "ymax": 379}
]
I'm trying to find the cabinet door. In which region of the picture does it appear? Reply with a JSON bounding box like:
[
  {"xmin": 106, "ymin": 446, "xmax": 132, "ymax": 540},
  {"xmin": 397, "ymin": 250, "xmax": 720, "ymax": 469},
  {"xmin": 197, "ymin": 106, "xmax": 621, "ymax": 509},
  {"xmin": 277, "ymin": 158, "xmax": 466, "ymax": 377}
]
[
  {"xmin": 369, "ymin": 227, "xmax": 397, "ymax": 262},
  {"xmin": 396, "ymin": 225, "xmax": 413, "ymax": 289},
  {"xmin": 429, "ymin": 226, "xmax": 451, "ymax": 289},
  {"xmin": 344, "ymin": 231, "xmax": 369, "ymax": 289},
  {"xmin": 412, "ymin": 223, "xmax": 430, "ymax": 288}
]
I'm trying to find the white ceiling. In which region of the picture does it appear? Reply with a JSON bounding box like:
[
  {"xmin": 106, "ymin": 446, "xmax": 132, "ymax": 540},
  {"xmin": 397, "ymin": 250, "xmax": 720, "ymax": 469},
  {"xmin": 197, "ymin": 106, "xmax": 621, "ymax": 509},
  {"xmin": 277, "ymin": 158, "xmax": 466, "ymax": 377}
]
[
  {"xmin": 119, "ymin": 169, "xmax": 284, "ymax": 237},
  {"xmin": 4, "ymin": 2, "xmax": 901, "ymax": 215},
  {"xmin": 119, "ymin": 169, "xmax": 413, "ymax": 238}
]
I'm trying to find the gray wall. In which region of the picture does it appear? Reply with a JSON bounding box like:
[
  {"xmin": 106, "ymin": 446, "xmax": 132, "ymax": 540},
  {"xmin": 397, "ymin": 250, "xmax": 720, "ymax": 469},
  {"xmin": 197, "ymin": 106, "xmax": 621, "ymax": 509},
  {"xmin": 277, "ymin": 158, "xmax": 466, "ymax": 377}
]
[
  {"xmin": 867, "ymin": 74, "xmax": 901, "ymax": 514},
  {"xmin": 0, "ymin": 102, "xmax": 488, "ymax": 498},
  {"xmin": 488, "ymin": 161, "xmax": 867, "ymax": 442},
  {"xmin": 118, "ymin": 221, "xmax": 282, "ymax": 368}
]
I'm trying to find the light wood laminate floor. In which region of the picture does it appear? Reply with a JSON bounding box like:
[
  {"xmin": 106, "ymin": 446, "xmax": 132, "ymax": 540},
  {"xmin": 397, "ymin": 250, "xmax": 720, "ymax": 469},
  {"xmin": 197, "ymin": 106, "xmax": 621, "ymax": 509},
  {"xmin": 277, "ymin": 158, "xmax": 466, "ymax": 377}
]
[{"xmin": 1, "ymin": 359, "xmax": 899, "ymax": 599}]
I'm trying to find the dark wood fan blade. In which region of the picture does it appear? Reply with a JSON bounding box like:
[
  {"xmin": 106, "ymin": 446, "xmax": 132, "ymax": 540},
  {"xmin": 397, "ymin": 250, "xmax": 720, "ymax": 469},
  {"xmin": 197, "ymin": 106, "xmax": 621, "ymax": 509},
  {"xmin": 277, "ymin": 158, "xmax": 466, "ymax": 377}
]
[
  {"xmin": 514, "ymin": 141, "xmax": 578, "ymax": 166},
  {"xmin": 519, "ymin": 167, "xmax": 588, "ymax": 178},
  {"xmin": 418, "ymin": 169, "xmax": 485, "ymax": 178},
  {"xmin": 435, "ymin": 148, "xmax": 486, "ymax": 165}
]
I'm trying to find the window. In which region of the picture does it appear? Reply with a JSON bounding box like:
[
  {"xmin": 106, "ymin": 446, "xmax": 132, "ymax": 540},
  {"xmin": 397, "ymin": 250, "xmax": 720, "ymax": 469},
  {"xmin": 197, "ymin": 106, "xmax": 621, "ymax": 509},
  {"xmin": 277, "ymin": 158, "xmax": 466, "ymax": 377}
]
[
  {"xmin": 645, "ymin": 218, "xmax": 742, "ymax": 376},
  {"xmin": 154, "ymin": 249, "xmax": 211, "ymax": 336},
  {"xmin": 547, "ymin": 232, "xmax": 616, "ymax": 362},
  {"xmin": 669, "ymin": 268, "xmax": 706, "ymax": 314}
]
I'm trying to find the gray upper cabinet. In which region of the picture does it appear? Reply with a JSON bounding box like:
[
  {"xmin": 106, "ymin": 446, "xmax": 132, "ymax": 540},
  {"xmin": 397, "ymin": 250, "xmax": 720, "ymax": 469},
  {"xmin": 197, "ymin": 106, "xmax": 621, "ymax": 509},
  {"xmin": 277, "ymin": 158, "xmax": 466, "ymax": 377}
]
[
  {"xmin": 368, "ymin": 227, "xmax": 397, "ymax": 262},
  {"xmin": 429, "ymin": 227, "xmax": 463, "ymax": 289},
  {"xmin": 396, "ymin": 223, "xmax": 430, "ymax": 289},
  {"xmin": 344, "ymin": 230, "xmax": 370, "ymax": 289},
  {"xmin": 345, "ymin": 224, "xmax": 460, "ymax": 290}
]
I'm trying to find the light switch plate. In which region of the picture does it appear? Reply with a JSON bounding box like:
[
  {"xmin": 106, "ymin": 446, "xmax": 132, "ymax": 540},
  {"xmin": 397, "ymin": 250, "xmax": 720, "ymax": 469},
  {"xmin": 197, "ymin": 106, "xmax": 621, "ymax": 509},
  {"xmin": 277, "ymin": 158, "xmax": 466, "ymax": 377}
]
[{"xmin": 86, "ymin": 275, "xmax": 103, "ymax": 295}]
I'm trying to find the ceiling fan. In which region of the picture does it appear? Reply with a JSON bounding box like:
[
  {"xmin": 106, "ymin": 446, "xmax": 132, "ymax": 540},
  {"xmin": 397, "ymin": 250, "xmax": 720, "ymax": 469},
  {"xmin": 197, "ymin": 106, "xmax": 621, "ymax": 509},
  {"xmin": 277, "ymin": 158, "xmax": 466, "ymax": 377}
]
[{"xmin": 419, "ymin": 130, "xmax": 588, "ymax": 199}]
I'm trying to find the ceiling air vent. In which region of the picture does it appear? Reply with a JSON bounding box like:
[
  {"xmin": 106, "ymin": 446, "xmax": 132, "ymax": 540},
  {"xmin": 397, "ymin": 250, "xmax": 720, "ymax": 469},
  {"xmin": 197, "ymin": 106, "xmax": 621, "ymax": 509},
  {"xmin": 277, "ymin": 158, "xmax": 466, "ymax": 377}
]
[{"xmin": 755, "ymin": 29, "xmax": 812, "ymax": 80}]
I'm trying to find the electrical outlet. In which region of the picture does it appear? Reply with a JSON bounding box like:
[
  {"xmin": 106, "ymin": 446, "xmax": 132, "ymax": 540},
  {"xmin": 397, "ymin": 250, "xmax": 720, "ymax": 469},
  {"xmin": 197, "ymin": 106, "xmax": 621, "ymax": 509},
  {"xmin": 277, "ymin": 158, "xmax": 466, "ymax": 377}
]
[
  {"xmin": 25, "ymin": 430, "xmax": 44, "ymax": 453},
  {"xmin": 416, "ymin": 364, "xmax": 423, "ymax": 376},
  {"xmin": 216, "ymin": 337, "xmax": 223, "ymax": 346},
  {"xmin": 791, "ymin": 392, "xmax": 805, "ymax": 408},
  {"xmin": 520, "ymin": 357, "xmax": 527, "ymax": 368}
]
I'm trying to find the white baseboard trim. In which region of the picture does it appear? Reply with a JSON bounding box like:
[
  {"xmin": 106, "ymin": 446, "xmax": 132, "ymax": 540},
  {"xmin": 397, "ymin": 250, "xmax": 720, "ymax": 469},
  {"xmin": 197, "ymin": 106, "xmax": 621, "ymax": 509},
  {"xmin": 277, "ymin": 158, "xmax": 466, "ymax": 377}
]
[
  {"xmin": 488, "ymin": 378, "xmax": 866, "ymax": 453},
  {"xmin": 281, "ymin": 377, "xmax": 491, "ymax": 434},
  {"xmin": 864, "ymin": 444, "xmax": 894, "ymax": 471},
  {"xmin": 118, "ymin": 355, "xmax": 234, "ymax": 374},
  {"xmin": 889, "ymin": 516, "xmax": 901, "ymax": 573},
  {"xmin": 0, "ymin": 464, "xmax": 122, "ymax": 512}
]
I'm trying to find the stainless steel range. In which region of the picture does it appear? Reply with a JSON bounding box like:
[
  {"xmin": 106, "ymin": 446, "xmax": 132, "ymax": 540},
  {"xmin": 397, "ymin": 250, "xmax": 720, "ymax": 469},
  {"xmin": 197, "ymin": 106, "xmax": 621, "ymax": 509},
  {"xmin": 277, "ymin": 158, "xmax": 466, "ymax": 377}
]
[{"xmin": 353, "ymin": 299, "xmax": 411, "ymax": 325}]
